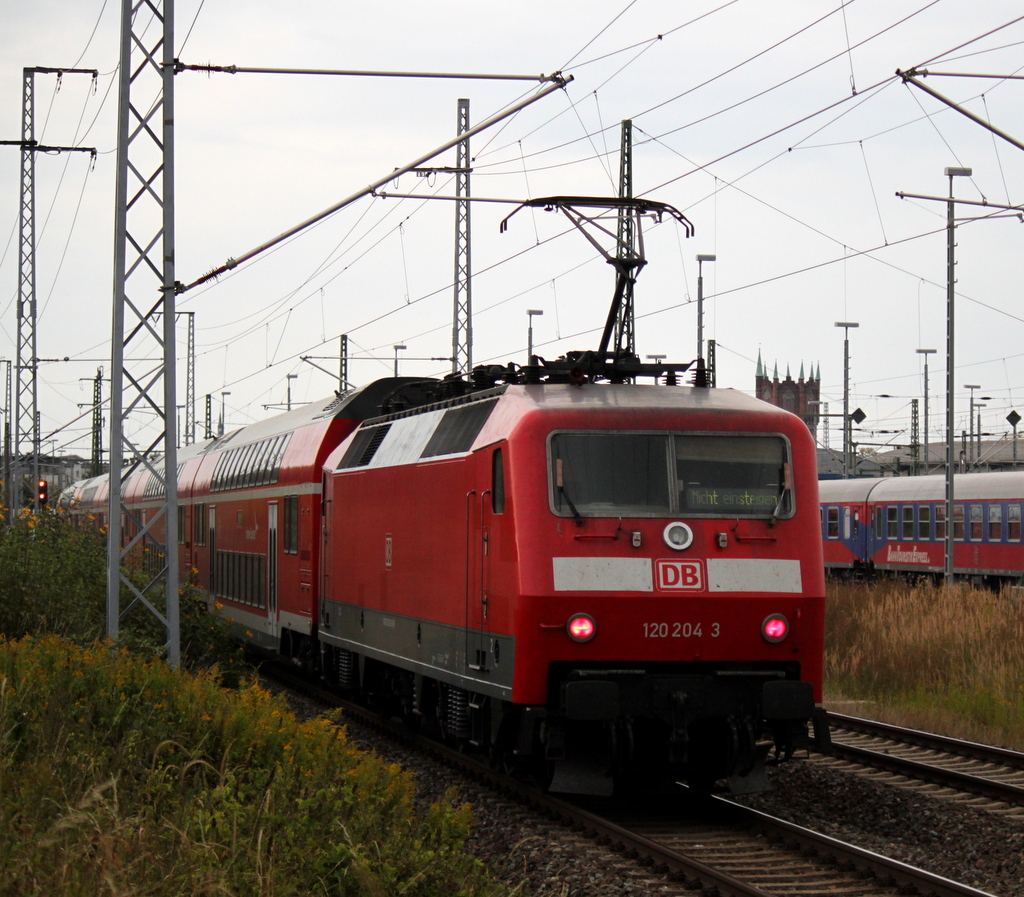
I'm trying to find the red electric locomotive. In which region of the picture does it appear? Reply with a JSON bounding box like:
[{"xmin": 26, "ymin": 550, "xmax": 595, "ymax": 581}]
[
  {"xmin": 318, "ymin": 367, "xmax": 828, "ymax": 793},
  {"xmin": 62, "ymin": 196, "xmax": 828, "ymax": 793}
]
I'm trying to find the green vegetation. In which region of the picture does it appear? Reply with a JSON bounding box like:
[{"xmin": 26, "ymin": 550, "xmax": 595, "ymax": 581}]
[
  {"xmin": 0, "ymin": 508, "xmax": 507, "ymax": 896},
  {"xmin": 0, "ymin": 637, "xmax": 499, "ymax": 895},
  {"xmin": 824, "ymin": 580, "xmax": 1024, "ymax": 749}
]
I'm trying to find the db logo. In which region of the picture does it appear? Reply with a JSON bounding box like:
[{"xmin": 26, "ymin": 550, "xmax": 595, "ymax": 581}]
[{"xmin": 655, "ymin": 559, "xmax": 704, "ymax": 591}]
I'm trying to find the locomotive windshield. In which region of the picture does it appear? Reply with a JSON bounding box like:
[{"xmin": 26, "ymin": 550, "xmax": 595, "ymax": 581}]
[{"xmin": 549, "ymin": 432, "xmax": 790, "ymax": 519}]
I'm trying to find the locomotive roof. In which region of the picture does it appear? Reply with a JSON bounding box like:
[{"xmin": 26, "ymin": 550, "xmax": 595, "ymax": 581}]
[
  {"xmin": 334, "ymin": 382, "xmax": 810, "ymax": 473},
  {"xmin": 818, "ymin": 472, "xmax": 1024, "ymax": 503},
  {"xmin": 365, "ymin": 382, "xmax": 798, "ymax": 423}
]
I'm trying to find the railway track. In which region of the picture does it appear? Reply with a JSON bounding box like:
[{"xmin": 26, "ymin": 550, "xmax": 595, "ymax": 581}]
[
  {"xmin": 263, "ymin": 662, "xmax": 1000, "ymax": 897},
  {"xmin": 823, "ymin": 712, "xmax": 1024, "ymax": 817}
]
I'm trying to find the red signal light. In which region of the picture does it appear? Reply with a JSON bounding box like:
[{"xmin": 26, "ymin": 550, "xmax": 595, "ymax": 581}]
[
  {"xmin": 567, "ymin": 613, "xmax": 596, "ymax": 642},
  {"xmin": 37, "ymin": 479, "xmax": 48, "ymax": 504},
  {"xmin": 762, "ymin": 614, "xmax": 789, "ymax": 643}
]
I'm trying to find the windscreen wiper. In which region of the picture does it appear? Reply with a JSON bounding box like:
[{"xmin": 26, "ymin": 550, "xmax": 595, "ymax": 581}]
[
  {"xmin": 768, "ymin": 462, "xmax": 793, "ymax": 528},
  {"xmin": 556, "ymin": 459, "xmax": 584, "ymax": 527}
]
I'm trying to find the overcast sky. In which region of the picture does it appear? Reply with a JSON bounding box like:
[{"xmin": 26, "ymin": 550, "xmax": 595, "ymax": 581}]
[{"xmin": 2, "ymin": 0, "xmax": 1024, "ymax": 460}]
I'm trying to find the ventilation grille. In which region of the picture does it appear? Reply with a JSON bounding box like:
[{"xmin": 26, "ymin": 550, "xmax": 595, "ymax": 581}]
[
  {"xmin": 420, "ymin": 399, "xmax": 497, "ymax": 458},
  {"xmin": 338, "ymin": 424, "xmax": 392, "ymax": 469}
]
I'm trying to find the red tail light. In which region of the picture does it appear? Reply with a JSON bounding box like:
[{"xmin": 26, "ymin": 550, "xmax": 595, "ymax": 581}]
[
  {"xmin": 567, "ymin": 613, "xmax": 596, "ymax": 642},
  {"xmin": 762, "ymin": 614, "xmax": 790, "ymax": 643}
]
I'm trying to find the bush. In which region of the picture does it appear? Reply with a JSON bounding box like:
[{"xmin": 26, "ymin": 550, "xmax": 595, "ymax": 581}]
[
  {"xmin": 0, "ymin": 506, "xmax": 245, "ymax": 678},
  {"xmin": 0, "ymin": 636, "xmax": 504, "ymax": 896},
  {"xmin": 0, "ymin": 507, "xmax": 107, "ymax": 642}
]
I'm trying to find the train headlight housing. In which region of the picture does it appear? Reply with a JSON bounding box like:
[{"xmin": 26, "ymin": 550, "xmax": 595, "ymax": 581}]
[
  {"xmin": 663, "ymin": 521, "xmax": 693, "ymax": 550},
  {"xmin": 567, "ymin": 613, "xmax": 596, "ymax": 642},
  {"xmin": 761, "ymin": 613, "xmax": 790, "ymax": 643}
]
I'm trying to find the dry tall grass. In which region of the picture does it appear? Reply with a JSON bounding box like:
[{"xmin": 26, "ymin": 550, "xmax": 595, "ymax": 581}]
[{"xmin": 824, "ymin": 580, "xmax": 1024, "ymax": 750}]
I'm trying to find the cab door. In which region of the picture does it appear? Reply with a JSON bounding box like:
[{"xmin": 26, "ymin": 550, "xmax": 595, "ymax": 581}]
[{"xmin": 464, "ymin": 447, "xmax": 505, "ymax": 673}]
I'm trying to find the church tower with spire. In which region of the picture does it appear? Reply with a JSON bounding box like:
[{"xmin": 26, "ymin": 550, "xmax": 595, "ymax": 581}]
[{"xmin": 755, "ymin": 351, "xmax": 821, "ymax": 438}]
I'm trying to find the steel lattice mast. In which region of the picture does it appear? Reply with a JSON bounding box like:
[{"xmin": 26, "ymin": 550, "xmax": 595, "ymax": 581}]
[
  {"xmin": 91, "ymin": 367, "xmax": 103, "ymax": 477},
  {"xmin": 184, "ymin": 311, "xmax": 195, "ymax": 446},
  {"xmin": 14, "ymin": 68, "xmax": 37, "ymax": 515},
  {"xmin": 3, "ymin": 67, "xmax": 95, "ymax": 515},
  {"xmin": 107, "ymin": 0, "xmax": 180, "ymax": 666},
  {"xmin": 613, "ymin": 120, "xmax": 635, "ymax": 359},
  {"xmin": 452, "ymin": 98, "xmax": 472, "ymax": 375}
]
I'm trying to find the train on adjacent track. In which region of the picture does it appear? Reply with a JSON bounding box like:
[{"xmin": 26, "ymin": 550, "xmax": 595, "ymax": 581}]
[
  {"xmin": 819, "ymin": 473, "xmax": 1024, "ymax": 585},
  {"xmin": 61, "ymin": 195, "xmax": 830, "ymax": 794}
]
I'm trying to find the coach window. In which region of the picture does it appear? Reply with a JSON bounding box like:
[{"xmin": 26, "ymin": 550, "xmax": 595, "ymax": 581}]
[
  {"xmin": 177, "ymin": 507, "xmax": 186, "ymax": 545},
  {"xmin": 1009, "ymin": 504, "xmax": 1021, "ymax": 542},
  {"xmin": 988, "ymin": 504, "xmax": 1002, "ymax": 541},
  {"xmin": 492, "ymin": 448, "xmax": 505, "ymax": 514},
  {"xmin": 874, "ymin": 507, "xmax": 883, "ymax": 539},
  {"xmin": 918, "ymin": 505, "xmax": 931, "ymax": 541},
  {"xmin": 902, "ymin": 506, "xmax": 914, "ymax": 540},
  {"xmin": 284, "ymin": 494, "xmax": 299, "ymax": 554},
  {"xmin": 886, "ymin": 506, "xmax": 898, "ymax": 540},
  {"xmin": 953, "ymin": 504, "xmax": 965, "ymax": 541},
  {"xmin": 935, "ymin": 504, "xmax": 946, "ymax": 540},
  {"xmin": 969, "ymin": 504, "xmax": 983, "ymax": 541},
  {"xmin": 826, "ymin": 506, "xmax": 839, "ymax": 538}
]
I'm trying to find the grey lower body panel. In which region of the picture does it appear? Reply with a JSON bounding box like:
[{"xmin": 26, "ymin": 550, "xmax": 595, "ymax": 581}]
[{"xmin": 319, "ymin": 598, "xmax": 515, "ymax": 701}]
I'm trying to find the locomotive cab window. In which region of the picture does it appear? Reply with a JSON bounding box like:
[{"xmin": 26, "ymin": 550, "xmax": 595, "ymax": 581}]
[{"xmin": 549, "ymin": 432, "xmax": 790, "ymax": 519}]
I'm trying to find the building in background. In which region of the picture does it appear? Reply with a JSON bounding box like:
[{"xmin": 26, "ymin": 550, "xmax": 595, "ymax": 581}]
[{"xmin": 755, "ymin": 353, "xmax": 821, "ymax": 439}]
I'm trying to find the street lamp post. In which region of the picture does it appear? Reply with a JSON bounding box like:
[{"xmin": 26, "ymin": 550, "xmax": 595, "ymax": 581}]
[
  {"xmin": 286, "ymin": 373, "xmax": 298, "ymax": 411},
  {"xmin": 645, "ymin": 354, "xmax": 666, "ymax": 382},
  {"xmin": 393, "ymin": 345, "xmax": 407, "ymax": 377},
  {"xmin": 975, "ymin": 401, "xmax": 989, "ymax": 468},
  {"xmin": 916, "ymin": 348, "xmax": 936, "ymax": 474},
  {"xmin": 1008, "ymin": 410, "xmax": 1021, "ymax": 469},
  {"xmin": 944, "ymin": 165, "xmax": 972, "ymax": 583},
  {"xmin": 964, "ymin": 384, "xmax": 980, "ymax": 467},
  {"xmin": 835, "ymin": 321, "xmax": 859, "ymax": 479},
  {"xmin": 526, "ymin": 309, "xmax": 543, "ymax": 363},
  {"xmin": 696, "ymin": 254, "xmax": 716, "ymax": 365},
  {"xmin": 219, "ymin": 391, "xmax": 231, "ymax": 437}
]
